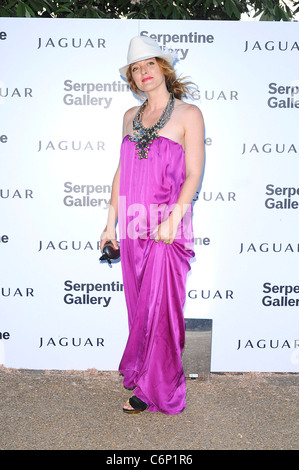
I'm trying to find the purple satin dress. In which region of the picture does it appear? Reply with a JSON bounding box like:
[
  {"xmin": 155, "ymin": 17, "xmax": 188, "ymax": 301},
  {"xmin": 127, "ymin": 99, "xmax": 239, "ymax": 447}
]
[{"xmin": 118, "ymin": 135, "xmax": 194, "ymax": 414}]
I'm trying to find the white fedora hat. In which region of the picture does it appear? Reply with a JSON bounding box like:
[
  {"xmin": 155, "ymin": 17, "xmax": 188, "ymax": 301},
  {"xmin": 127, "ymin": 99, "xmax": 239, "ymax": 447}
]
[{"xmin": 119, "ymin": 36, "xmax": 176, "ymax": 77}]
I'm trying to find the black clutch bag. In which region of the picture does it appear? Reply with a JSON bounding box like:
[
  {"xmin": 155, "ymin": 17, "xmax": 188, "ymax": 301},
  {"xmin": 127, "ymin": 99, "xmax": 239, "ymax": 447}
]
[{"xmin": 99, "ymin": 240, "xmax": 120, "ymax": 265}]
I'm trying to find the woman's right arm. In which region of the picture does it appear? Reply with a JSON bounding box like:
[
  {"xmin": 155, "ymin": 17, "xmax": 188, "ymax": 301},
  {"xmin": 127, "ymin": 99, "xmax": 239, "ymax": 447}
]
[
  {"xmin": 100, "ymin": 160, "xmax": 121, "ymax": 252},
  {"xmin": 100, "ymin": 107, "xmax": 137, "ymax": 251}
]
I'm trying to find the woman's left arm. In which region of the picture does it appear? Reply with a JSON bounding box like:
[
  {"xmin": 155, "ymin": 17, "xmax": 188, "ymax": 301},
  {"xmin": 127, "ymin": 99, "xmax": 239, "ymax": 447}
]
[{"xmin": 155, "ymin": 105, "xmax": 205, "ymax": 243}]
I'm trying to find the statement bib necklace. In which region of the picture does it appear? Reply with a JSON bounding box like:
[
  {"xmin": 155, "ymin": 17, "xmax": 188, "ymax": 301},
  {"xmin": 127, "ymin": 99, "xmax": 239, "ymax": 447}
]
[{"xmin": 129, "ymin": 93, "xmax": 175, "ymax": 159}]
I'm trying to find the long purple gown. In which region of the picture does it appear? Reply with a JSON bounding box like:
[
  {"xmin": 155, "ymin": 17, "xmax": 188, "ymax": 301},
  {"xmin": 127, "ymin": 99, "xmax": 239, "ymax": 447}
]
[{"xmin": 118, "ymin": 134, "xmax": 194, "ymax": 414}]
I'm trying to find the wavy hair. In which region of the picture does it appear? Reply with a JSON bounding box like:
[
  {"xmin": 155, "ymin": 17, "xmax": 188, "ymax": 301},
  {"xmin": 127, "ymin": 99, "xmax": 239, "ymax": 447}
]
[{"xmin": 126, "ymin": 57, "xmax": 196, "ymax": 100}]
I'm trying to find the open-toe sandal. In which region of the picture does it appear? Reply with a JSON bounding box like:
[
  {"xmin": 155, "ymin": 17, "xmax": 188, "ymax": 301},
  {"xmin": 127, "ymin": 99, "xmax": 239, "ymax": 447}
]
[{"xmin": 123, "ymin": 396, "xmax": 148, "ymax": 414}]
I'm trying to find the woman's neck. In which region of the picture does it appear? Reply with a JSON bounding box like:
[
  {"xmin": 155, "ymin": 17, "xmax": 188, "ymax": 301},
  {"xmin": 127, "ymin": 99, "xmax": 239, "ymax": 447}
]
[{"xmin": 145, "ymin": 89, "xmax": 171, "ymax": 112}]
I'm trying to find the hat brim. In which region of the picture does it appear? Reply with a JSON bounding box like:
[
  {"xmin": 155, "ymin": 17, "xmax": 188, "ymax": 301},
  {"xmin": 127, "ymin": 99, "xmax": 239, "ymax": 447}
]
[{"xmin": 119, "ymin": 53, "xmax": 174, "ymax": 78}]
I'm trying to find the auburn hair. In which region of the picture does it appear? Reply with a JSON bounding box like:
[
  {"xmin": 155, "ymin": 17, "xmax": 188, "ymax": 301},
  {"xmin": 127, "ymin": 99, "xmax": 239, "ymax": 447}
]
[{"xmin": 126, "ymin": 57, "xmax": 195, "ymax": 100}]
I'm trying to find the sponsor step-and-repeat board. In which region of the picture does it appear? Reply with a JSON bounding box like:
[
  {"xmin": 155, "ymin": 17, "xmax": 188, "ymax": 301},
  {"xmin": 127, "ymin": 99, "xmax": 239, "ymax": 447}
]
[{"xmin": 1, "ymin": 18, "xmax": 299, "ymax": 372}]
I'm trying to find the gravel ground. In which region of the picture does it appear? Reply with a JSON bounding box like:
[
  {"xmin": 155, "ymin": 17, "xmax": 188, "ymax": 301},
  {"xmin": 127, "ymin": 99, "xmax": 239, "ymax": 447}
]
[{"xmin": 0, "ymin": 367, "xmax": 298, "ymax": 451}]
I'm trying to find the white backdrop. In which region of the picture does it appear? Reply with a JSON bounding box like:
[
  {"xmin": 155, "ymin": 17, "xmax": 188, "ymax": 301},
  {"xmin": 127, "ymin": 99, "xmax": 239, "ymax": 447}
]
[{"xmin": 1, "ymin": 18, "xmax": 299, "ymax": 372}]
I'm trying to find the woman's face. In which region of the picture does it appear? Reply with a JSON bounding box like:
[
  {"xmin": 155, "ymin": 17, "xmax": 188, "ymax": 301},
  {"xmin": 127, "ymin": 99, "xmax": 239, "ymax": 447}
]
[{"xmin": 130, "ymin": 57, "xmax": 165, "ymax": 93}]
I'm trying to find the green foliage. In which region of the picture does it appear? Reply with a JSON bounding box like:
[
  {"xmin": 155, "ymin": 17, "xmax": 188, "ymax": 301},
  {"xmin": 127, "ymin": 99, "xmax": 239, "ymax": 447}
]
[{"xmin": 0, "ymin": 0, "xmax": 298, "ymax": 20}]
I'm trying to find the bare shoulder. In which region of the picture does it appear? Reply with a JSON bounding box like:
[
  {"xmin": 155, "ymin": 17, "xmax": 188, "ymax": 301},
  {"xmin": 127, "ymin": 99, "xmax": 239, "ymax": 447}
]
[
  {"xmin": 174, "ymin": 101, "xmax": 204, "ymax": 143},
  {"xmin": 176, "ymin": 100, "xmax": 203, "ymax": 124},
  {"xmin": 123, "ymin": 106, "xmax": 139, "ymax": 123},
  {"xmin": 122, "ymin": 105, "xmax": 139, "ymax": 136}
]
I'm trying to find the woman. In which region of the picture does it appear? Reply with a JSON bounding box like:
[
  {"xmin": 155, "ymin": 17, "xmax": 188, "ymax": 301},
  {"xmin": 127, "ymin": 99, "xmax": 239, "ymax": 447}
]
[{"xmin": 100, "ymin": 36, "xmax": 204, "ymax": 414}]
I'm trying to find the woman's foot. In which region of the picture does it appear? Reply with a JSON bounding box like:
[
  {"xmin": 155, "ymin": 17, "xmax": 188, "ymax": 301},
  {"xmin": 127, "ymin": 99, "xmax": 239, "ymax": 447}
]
[{"xmin": 123, "ymin": 396, "xmax": 148, "ymax": 414}]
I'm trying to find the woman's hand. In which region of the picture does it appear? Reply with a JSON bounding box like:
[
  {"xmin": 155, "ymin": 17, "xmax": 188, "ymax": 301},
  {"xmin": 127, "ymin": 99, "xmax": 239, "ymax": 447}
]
[
  {"xmin": 153, "ymin": 217, "xmax": 178, "ymax": 245},
  {"xmin": 100, "ymin": 226, "xmax": 118, "ymax": 252}
]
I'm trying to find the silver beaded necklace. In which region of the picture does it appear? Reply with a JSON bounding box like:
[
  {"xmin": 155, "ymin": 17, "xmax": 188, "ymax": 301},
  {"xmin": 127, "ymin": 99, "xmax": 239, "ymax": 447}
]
[{"xmin": 129, "ymin": 93, "xmax": 175, "ymax": 159}]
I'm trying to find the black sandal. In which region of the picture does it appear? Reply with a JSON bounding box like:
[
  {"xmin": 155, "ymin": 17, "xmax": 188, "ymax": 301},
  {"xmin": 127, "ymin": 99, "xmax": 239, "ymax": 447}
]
[
  {"xmin": 123, "ymin": 396, "xmax": 148, "ymax": 414},
  {"xmin": 124, "ymin": 385, "xmax": 136, "ymax": 391}
]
